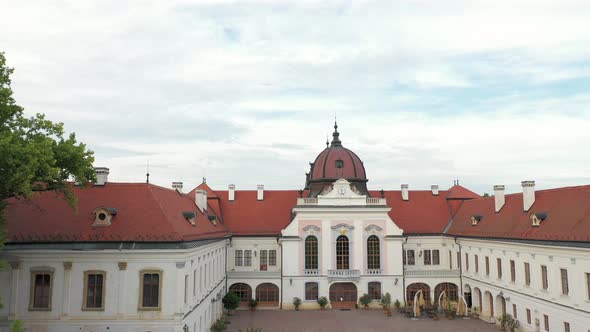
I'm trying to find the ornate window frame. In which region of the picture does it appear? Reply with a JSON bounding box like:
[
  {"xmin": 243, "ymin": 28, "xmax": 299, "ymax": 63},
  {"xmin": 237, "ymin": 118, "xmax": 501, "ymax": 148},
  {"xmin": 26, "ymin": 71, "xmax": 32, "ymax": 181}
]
[
  {"xmin": 82, "ymin": 270, "xmax": 107, "ymax": 311},
  {"xmin": 29, "ymin": 267, "xmax": 54, "ymax": 311},
  {"xmin": 138, "ymin": 269, "xmax": 163, "ymax": 311},
  {"xmin": 364, "ymin": 225, "xmax": 383, "ymax": 271}
]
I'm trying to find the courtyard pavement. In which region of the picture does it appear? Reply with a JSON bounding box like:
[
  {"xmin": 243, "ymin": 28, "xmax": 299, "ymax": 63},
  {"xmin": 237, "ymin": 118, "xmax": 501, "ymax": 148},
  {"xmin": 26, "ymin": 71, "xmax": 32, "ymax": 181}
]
[{"xmin": 226, "ymin": 309, "xmax": 499, "ymax": 332}]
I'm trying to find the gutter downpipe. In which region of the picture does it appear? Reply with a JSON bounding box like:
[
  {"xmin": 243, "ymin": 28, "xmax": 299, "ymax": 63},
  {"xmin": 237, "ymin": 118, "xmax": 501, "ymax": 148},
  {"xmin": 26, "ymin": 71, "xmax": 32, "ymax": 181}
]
[
  {"xmin": 455, "ymin": 237, "xmax": 463, "ymax": 300},
  {"xmin": 402, "ymin": 236, "xmax": 408, "ymax": 303},
  {"xmin": 278, "ymin": 236, "xmax": 283, "ymax": 310}
]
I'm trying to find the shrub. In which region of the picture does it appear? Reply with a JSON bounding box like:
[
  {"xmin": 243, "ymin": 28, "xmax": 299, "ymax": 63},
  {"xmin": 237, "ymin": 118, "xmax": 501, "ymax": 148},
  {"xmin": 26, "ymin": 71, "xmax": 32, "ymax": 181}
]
[
  {"xmin": 210, "ymin": 316, "xmax": 227, "ymax": 332},
  {"xmin": 10, "ymin": 320, "xmax": 25, "ymax": 332},
  {"xmin": 293, "ymin": 297, "xmax": 302, "ymax": 310},
  {"xmin": 239, "ymin": 329, "xmax": 262, "ymax": 332},
  {"xmin": 317, "ymin": 296, "xmax": 328, "ymax": 308},
  {"xmin": 394, "ymin": 299, "xmax": 401, "ymax": 309},
  {"xmin": 359, "ymin": 294, "xmax": 371, "ymax": 307},
  {"xmin": 380, "ymin": 293, "xmax": 392, "ymax": 309},
  {"xmin": 222, "ymin": 292, "xmax": 240, "ymax": 311},
  {"xmin": 248, "ymin": 299, "xmax": 258, "ymax": 309}
]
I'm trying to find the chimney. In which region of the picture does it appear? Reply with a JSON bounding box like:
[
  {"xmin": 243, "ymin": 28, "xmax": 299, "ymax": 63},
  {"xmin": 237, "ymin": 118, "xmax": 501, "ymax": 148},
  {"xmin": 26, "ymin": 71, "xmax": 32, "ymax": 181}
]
[
  {"xmin": 228, "ymin": 184, "xmax": 235, "ymax": 201},
  {"xmin": 493, "ymin": 185, "xmax": 505, "ymax": 212},
  {"xmin": 522, "ymin": 181, "xmax": 535, "ymax": 211},
  {"xmin": 257, "ymin": 184, "xmax": 264, "ymax": 201},
  {"xmin": 401, "ymin": 184, "xmax": 409, "ymax": 201},
  {"xmin": 195, "ymin": 189, "xmax": 207, "ymax": 212},
  {"xmin": 94, "ymin": 167, "xmax": 110, "ymax": 185},
  {"xmin": 172, "ymin": 181, "xmax": 183, "ymax": 193},
  {"xmin": 431, "ymin": 185, "xmax": 439, "ymax": 196}
]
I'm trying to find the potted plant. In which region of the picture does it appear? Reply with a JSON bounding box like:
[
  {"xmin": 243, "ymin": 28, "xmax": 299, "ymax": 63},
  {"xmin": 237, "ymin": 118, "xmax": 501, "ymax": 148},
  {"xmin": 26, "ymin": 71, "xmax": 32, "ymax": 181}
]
[
  {"xmin": 506, "ymin": 315, "xmax": 519, "ymax": 332},
  {"xmin": 445, "ymin": 301, "xmax": 455, "ymax": 320},
  {"xmin": 432, "ymin": 312, "xmax": 439, "ymax": 321},
  {"xmin": 293, "ymin": 297, "xmax": 302, "ymax": 311},
  {"xmin": 248, "ymin": 299, "xmax": 258, "ymax": 311},
  {"xmin": 380, "ymin": 292, "xmax": 392, "ymax": 316},
  {"xmin": 471, "ymin": 306, "xmax": 479, "ymax": 319},
  {"xmin": 222, "ymin": 292, "xmax": 240, "ymax": 316},
  {"xmin": 210, "ymin": 316, "xmax": 227, "ymax": 332},
  {"xmin": 359, "ymin": 294, "xmax": 371, "ymax": 309},
  {"xmin": 317, "ymin": 296, "xmax": 328, "ymax": 310},
  {"xmin": 394, "ymin": 299, "xmax": 401, "ymax": 311}
]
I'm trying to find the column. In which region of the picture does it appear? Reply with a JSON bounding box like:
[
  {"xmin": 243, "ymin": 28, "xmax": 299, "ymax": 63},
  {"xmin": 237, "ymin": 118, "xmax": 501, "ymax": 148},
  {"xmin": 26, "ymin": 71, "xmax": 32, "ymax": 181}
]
[
  {"xmin": 8, "ymin": 262, "xmax": 21, "ymax": 320},
  {"xmin": 176, "ymin": 261, "xmax": 186, "ymax": 316},
  {"xmin": 353, "ymin": 221, "xmax": 363, "ymax": 271},
  {"xmin": 322, "ymin": 225, "xmax": 331, "ymax": 273},
  {"xmin": 61, "ymin": 261, "xmax": 72, "ymax": 318},
  {"xmin": 117, "ymin": 262, "xmax": 127, "ymax": 316}
]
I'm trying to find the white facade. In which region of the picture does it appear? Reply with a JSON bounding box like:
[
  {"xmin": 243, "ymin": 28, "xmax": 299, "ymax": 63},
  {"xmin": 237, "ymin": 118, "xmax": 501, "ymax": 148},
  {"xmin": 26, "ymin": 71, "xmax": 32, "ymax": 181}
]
[{"xmin": 0, "ymin": 239, "xmax": 228, "ymax": 332}]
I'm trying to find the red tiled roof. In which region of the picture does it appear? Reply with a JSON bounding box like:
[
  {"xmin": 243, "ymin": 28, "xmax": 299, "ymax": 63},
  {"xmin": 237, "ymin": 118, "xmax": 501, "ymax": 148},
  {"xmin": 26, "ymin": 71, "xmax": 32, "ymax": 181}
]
[
  {"xmin": 369, "ymin": 190, "xmax": 452, "ymax": 234},
  {"xmin": 446, "ymin": 184, "xmax": 481, "ymax": 200},
  {"xmin": 215, "ymin": 190, "xmax": 300, "ymax": 236},
  {"xmin": 446, "ymin": 185, "xmax": 590, "ymax": 242},
  {"xmin": 5, "ymin": 183, "xmax": 230, "ymax": 243}
]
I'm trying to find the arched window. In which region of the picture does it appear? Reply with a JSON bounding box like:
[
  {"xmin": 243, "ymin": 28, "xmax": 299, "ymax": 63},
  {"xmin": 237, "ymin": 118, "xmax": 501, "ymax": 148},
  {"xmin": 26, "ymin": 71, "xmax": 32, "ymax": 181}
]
[
  {"xmin": 435, "ymin": 282, "xmax": 458, "ymax": 302},
  {"xmin": 336, "ymin": 235, "xmax": 349, "ymax": 270},
  {"xmin": 367, "ymin": 235, "xmax": 380, "ymax": 270},
  {"xmin": 229, "ymin": 283, "xmax": 252, "ymax": 304},
  {"xmin": 255, "ymin": 283, "xmax": 279, "ymax": 306},
  {"xmin": 305, "ymin": 236, "xmax": 318, "ymax": 270},
  {"xmin": 406, "ymin": 283, "xmax": 431, "ymax": 303}
]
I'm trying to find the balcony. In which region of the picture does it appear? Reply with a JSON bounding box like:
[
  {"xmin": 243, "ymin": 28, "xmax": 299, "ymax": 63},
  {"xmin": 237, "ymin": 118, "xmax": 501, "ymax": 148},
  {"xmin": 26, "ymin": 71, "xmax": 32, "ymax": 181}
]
[
  {"xmin": 296, "ymin": 197, "xmax": 387, "ymax": 206},
  {"xmin": 404, "ymin": 269, "xmax": 460, "ymax": 278},
  {"xmin": 366, "ymin": 269, "xmax": 383, "ymax": 275},
  {"xmin": 304, "ymin": 269, "xmax": 320, "ymax": 276},
  {"xmin": 328, "ymin": 269, "xmax": 361, "ymax": 281}
]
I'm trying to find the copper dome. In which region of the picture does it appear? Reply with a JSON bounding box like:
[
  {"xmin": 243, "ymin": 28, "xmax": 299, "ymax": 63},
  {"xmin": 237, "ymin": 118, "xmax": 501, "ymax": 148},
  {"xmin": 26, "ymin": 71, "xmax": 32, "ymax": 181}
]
[{"xmin": 305, "ymin": 122, "xmax": 369, "ymax": 197}]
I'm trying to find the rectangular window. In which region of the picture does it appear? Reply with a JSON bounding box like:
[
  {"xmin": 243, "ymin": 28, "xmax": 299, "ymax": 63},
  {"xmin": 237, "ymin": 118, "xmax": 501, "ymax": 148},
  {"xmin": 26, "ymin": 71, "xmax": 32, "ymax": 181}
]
[
  {"xmin": 475, "ymin": 255, "xmax": 479, "ymax": 273},
  {"xmin": 465, "ymin": 253, "xmax": 469, "ymax": 271},
  {"xmin": 368, "ymin": 282, "xmax": 382, "ymax": 300},
  {"xmin": 83, "ymin": 271, "xmax": 105, "ymax": 310},
  {"xmin": 512, "ymin": 303, "xmax": 517, "ymax": 319},
  {"xmin": 432, "ymin": 250, "xmax": 440, "ymax": 265},
  {"xmin": 541, "ymin": 265, "xmax": 548, "ymax": 290},
  {"xmin": 587, "ymin": 273, "xmax": 590, "ymax": 300},
  {"xmin": 525, "ymin": 262, "xmax": 531, "ymax": 286},
  {"xmin": 510, "ymin": 260, "xmax": 516, "ymax": 282},
  {"xmin": 30, "ymin": 272, "xmax": 52, "ymax": 310},
  {"xmin": 497, "ymin": 258, "xmax": 502, "ymax": 279},
  {"xmin": 235, "ymin": 250, "xmax": 243, "ymax": 266},
  {"xmin": 305, "ymin": 282, "xmax": 318, "ymax": 301},
  {"xmin": 564, "ymin": 322, "xmax": 570, "ymax": 332},
  {"xmin": 560, "ymin": 269, "xmax": 568, "ymax": 295},
  {"xmin": 449, "ymin": 250, "xmax": 452, "ymax": 269},
  {"xmin": 407, "ymin": 250, "xmax": 415, "ymax": 265},
  {"xmin": 184, "ymin": 274, "xmax": 188, "ymax": 304},
  {"xmin": 457, "ymin": 251, "xmax": 461, "ymax": 270},
  {"xmin": 244, "ymin": 250, "xmax": 252, "ymax": 266},
  {"xmin": 193, "ymin": 270, "xmax": 197, "ymax": 296},
  {"xmin": 269, "ymin": 250, "xmax": 277, "ymax": 266},
  {"xmin": 544, "ymin": 314, "xmax": 549, "ymax": 331},
  {"xmin": 260, "ymin": 250, "xmax": 268, "ymax": 271},
  {"xmin": 424, "ymin": 250, "xmax": 432, "ymax": 265},
  {"xmin": 526, "ymin": 309, "xmax": 531, "ymax": 324},
  {"xmin": 403, "ymin": 250, "xmax": 407, "ymax": 265},
  {"xmin": 140, "ymin": 271, "xmax": 161, "ymax": 309},
  {"xmin": 485, "ymin": 256, "xmax": 490, "ymax": 275}
]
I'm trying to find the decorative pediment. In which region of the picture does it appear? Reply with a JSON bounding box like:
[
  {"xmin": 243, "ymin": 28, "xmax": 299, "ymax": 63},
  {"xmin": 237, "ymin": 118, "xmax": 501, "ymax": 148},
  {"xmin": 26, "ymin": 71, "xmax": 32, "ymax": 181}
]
[
  {"xmin": 364, "ymin": 224, "xmax": 383, "ymax": 232},
  {"xmin": 303, "ymin": 225, "xmax": 320, "ymax": 232},
  {"xmin": 316, "ymin": 178, "xmax": 367, "ymax": 206}
]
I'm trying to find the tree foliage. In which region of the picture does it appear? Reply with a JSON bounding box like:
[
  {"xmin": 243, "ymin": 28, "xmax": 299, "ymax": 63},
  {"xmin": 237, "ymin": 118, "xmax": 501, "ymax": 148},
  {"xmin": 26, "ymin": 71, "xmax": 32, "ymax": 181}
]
[{"xmin": 0, "ymin": 51, "xmax": 95, "ymax": 247}]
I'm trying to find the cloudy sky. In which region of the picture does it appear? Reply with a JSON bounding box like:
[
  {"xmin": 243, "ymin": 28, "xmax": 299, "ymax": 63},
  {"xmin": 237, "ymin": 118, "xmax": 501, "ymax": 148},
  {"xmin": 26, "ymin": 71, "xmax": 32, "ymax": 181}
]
[{"xmin": 2, "ymin": 0, "xmax": 590, "ymax": 195}]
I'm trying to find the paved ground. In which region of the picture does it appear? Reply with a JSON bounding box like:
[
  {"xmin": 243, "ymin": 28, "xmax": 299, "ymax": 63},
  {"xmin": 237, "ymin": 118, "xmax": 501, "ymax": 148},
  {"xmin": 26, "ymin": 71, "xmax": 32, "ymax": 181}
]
[{"xmin": 226, "ymin": 309, "xmax": 499, "ymax": 332}]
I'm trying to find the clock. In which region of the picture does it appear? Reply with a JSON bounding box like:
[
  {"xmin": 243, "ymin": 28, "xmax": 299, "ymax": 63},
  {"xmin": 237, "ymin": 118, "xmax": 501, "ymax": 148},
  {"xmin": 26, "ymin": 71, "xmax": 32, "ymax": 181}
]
[{"xmin": 337, "ymin": 187, "xmax": 346, "ymax": 195}]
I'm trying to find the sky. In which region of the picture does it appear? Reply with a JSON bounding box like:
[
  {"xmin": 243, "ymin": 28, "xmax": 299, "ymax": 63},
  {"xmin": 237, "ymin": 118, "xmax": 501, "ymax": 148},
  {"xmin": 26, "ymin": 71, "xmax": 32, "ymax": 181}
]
[{"xmin": 1, "ymin": 0, "xmax": 590, "ymax": 195}]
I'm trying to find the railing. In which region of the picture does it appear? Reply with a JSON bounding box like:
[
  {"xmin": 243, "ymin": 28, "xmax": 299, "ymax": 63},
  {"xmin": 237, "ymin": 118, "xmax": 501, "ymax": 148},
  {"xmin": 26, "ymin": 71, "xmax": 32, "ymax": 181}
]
[
  {"xmin": 304, "ymin": 269, "xmax": 320, "ymax": 275},
  {"xmin": 297, "ymin": 197, "xmax": 387, "ymax": 206},
  {"xmin": 404, "ymin": 269, "xmax": 460, "ymax": 277},
  {"xmin": 366, "ymin": 198, "xmax": 386, "ymax": 205},
  {"xmin": 366, "ymin": 269, "xmax": 383, "ymax": 275},
  {"xmin": 328, "ymin": 269, "xmax": 361, "ymax": 279}
]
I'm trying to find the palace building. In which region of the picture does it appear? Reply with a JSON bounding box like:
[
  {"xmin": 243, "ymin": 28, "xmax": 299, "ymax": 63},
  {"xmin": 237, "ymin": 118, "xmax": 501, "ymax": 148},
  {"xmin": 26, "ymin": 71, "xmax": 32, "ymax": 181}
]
[{"xmin": 1, "ymin": 123, "xmax": 590, "ymax": 332}]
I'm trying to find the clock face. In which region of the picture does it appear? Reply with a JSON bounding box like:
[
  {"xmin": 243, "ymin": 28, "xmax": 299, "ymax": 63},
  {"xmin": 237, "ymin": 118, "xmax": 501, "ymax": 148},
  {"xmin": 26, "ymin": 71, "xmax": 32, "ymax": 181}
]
[{"xmin": 337, "ymin": 187, "xmax": 346, "ymax": 195}]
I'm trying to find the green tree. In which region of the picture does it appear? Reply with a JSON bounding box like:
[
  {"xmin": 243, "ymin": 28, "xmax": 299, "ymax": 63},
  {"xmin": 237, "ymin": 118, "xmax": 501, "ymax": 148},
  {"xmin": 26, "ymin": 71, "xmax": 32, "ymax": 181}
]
[{"xmin": 0, "ymin": 51, "xmax": 95, "ymax": 253}]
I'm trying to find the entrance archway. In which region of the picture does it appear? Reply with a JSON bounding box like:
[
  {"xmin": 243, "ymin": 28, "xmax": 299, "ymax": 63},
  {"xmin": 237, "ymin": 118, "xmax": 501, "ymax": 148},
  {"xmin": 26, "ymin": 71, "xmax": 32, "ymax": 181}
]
[
  {"xmin": 435, "ymin": 283, "xmax": 458, "ymax": 302},
  {"xmin": 406, "ymin": 283, "xmax": 431, "ymax": 304},
  {"xmin": 483, "ymin": 291, "xmax": 494, "ymax": 317},
  {"xmin": 473, "ymin": 287, "xmax": 482, "ymax": 313},
  {"xmin": 229, "ymin": 283, "xmax": 252, "ymax": 306},
  {"xmin": 496, "ymin": 294, "xmax": 506, "ymax": 316},
  {"xmin": 464, "ymin": 284, "xmax": 472, "ymax": 308},
  {"xmin": 329, "ymin": 283, "xmax": 357, "ymax": 309},
  {"xmin": 255, "ymin": 283, "xmax": 279, "ymax": 307}
]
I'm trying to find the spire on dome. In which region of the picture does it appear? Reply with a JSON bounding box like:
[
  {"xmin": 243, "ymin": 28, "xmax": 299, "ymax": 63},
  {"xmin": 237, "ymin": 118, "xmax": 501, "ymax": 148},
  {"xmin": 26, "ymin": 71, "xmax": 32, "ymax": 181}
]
[{"xmin": 330, "ymin": 120, "xmax": 342, "ymax": 147}]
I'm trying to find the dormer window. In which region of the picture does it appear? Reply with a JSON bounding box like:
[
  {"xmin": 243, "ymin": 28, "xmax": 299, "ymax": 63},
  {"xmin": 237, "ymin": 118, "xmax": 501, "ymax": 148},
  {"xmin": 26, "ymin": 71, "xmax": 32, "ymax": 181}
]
[
  {"xmin": 208, "ymin": 215, "xmax": 217, "ymax": 225},
  {"xmin": 182, "ymin": 211, "xmax": 196, "ymax": 226},
  {"xmin": 471, "ymin": 215, "xmax": 483, "ymax": 226},
  {"xmin": 530, "ymin": 213, "xmax": 547, "ymax": 227},
  {"xmin": 92, "ymin": 207, "xmax": 117, "ymax": 227},
  {"xmin": 335, "ymin": 159, "xmax": 344, "ymax": 168}
]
